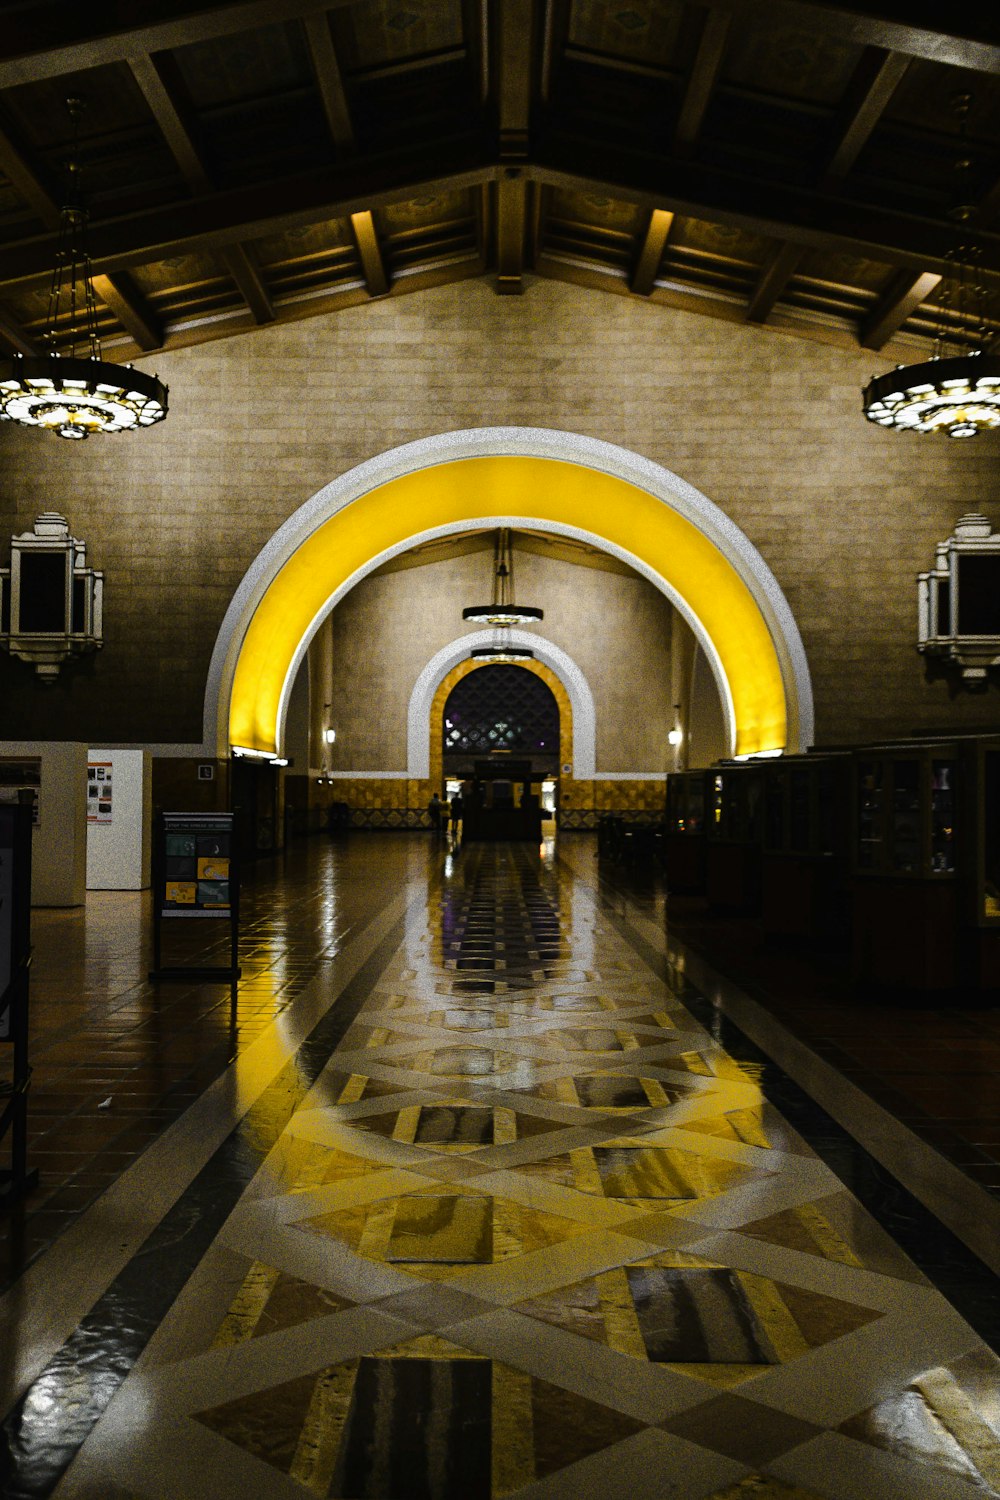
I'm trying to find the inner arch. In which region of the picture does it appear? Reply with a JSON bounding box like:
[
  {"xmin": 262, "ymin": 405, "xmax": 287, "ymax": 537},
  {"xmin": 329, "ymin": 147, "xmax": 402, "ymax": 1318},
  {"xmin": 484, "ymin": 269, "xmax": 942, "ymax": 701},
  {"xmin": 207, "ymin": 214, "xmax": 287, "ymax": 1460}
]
[{"xmin": 211, "ymin": 429, "xmax": 812, "ymax": 759}]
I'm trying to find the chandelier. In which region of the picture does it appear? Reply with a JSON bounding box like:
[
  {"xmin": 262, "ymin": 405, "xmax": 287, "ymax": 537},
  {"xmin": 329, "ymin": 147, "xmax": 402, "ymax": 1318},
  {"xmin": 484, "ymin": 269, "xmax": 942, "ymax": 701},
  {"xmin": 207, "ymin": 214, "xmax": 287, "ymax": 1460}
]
[
  {"xmin": 465, "ymin": 530, "xmax": 542, "ymax": 662},
  {"xmin": 463, "ymin": 530, "xmax": 543, "ymax": 626},
  {"xmin": 862, "ymin": 95, "xmax": 1000, "ymax": 440},
  {"xmin": 470, "ymin": 638, "xmax": 535, "ymax": 661},
  {"xmin": 0, "ymin": 99, "xmax": 168, "ymax": 441}
]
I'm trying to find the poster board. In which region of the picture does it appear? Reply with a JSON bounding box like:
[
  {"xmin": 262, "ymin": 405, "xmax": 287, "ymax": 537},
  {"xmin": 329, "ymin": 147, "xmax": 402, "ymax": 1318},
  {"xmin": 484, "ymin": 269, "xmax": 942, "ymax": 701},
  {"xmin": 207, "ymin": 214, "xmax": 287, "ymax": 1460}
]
[
  {"xmin": 86, "ymin": 761, "xmax": 113, "ymax": 823},
  {"xmin": 151, "ymin": 812, "xmax": 240, "ymax": 983},
  {"xmin": 160, "ymin": 813, "xmax": 233, "ymax": 918}
]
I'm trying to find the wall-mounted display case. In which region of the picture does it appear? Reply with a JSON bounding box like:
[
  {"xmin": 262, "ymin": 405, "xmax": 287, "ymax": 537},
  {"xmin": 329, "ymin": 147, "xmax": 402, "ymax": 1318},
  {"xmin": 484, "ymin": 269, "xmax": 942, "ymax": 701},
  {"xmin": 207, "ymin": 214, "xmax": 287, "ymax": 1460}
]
[
  {"xmin": 664, "ymin": 769, "xmax": 708, "ymax": 893},
  {"xmin": 957, "ymin": 737, "xmax": 1000, "ymax": 992},
  {"xmin": 705, "ymin": 763, "xmax": 763, "ymax": 913},
  {"xmin": 851, "ymin": 742, "xmax": 960, "ymax": 994},
  {"xmin": 854, "ymin": 745, "xmax": 958, "ymax": 880},
  {"xmin": 761, "ymin": 753, "xmax": 851, "ymax": 941}
]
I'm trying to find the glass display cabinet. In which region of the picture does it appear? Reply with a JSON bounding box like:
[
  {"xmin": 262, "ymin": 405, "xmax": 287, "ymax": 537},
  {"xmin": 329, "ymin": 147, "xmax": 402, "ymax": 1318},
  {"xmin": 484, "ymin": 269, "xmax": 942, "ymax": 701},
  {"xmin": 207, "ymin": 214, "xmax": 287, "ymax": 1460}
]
[
  {"xmin": 663, "ymin": 769, "xmax": 708, "ymax": 893},
  {"xmin": 960, "ymin": 737, "xmax": 1000, "ymax": 993},
  {"xmin": 850, "ymin": 742, "xmax": 960, "ymax": 994},
  {"xmin": 760, "ymin": 753, "xmax": 851, "ymax": 941},
  {"xmin": 705, "ymin": 763, "xmax": 764, "ymax": 913}
]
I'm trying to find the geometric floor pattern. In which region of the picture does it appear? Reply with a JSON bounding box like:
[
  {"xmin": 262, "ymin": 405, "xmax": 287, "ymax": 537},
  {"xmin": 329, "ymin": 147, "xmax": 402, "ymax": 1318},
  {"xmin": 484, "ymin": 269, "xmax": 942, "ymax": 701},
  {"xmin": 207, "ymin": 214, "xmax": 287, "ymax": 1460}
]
[{"xmin": 53, "ymin": 845, "xmax": 1000, "ymax": 1498}]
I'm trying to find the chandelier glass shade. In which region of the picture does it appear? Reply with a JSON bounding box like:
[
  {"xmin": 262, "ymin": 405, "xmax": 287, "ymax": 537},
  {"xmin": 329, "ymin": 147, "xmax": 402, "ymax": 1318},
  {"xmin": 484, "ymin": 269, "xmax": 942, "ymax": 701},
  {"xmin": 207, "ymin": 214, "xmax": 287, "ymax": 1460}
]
[
  {"xmin": 0, "ymin": 102, "xmax": 168, "ymax": 441},
  {"xmin": 862, "ymin": 94, "xmax": 998, "ymax": 441},
  {"xmin": 463, "ymin": 602, "xmax": 543, "ymax": 625},
  {"xmin": 862, "ymin": 352, "xmax": 1000, "ymax": 440},
  {"xmin": 470, "ymin": 639, "xmax": 535, "ymax": 661},
  {"xmin": 0, "ymin": 354, "xmax": 168, "ymax": 440}
]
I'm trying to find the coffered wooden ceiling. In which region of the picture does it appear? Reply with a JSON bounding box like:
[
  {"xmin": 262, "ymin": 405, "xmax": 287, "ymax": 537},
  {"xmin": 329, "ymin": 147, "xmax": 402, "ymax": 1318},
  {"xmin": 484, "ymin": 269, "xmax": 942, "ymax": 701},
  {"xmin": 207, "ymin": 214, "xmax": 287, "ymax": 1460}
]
[{"xmin": 1, "ymin": 0, "xmax": 999, "ymax": 365}]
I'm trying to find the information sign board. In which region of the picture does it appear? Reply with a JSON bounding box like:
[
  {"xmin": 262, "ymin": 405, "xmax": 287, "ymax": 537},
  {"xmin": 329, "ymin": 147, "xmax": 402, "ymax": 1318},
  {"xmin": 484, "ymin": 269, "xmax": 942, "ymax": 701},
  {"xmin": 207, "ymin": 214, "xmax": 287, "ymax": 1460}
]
[
  {"xmin": 86, "ymin": 761, "xmax": 113, "ymax": 823},
  {"xmin": 160, "ymin": 813, "xmax": 233, "ymax": 918}
]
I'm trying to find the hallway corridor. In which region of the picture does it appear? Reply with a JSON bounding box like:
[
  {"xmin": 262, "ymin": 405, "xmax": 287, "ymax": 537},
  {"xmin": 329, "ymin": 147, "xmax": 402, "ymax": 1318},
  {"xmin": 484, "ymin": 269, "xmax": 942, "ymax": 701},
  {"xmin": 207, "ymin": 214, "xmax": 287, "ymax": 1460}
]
[{"xmin": 2, "ymin": 835, "xmax": 1000, "ymax": 1499}]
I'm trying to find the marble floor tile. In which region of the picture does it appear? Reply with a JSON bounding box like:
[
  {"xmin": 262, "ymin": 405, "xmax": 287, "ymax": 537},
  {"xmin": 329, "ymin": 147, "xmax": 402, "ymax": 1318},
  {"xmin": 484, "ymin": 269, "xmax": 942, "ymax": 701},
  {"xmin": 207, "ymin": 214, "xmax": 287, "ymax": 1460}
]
[{"xmin": 1, "ymin": 836, "xmax": 998, "ymax": 1500}]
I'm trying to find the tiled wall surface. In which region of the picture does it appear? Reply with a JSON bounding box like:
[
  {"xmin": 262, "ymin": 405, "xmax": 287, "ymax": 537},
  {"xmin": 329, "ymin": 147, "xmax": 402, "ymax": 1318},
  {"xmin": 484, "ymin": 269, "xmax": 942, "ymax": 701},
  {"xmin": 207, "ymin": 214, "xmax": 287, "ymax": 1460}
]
[
  {"xmin": 323, "ymin": 548, "xmax": 674, "ymax": 777},
  {"xmin": 2, "ymin": 277, "xmax": 999, "ymax": 748}
]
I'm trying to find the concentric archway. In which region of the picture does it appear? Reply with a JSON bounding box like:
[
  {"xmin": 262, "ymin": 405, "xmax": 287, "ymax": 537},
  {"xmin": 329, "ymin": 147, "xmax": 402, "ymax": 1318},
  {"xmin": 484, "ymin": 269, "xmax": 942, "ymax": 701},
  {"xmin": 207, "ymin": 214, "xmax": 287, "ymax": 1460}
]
[{"xmin": 204, "ymin": 428, "xmax": 813, "ymax": 760}]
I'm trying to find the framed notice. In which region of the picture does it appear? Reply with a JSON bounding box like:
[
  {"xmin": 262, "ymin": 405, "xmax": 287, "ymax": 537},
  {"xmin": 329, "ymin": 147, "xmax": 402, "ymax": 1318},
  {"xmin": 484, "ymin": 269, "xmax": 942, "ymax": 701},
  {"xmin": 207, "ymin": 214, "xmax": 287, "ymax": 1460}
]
[
  {"xmin": 159, "ymin": 814, "xmax": 233, "ymax": 917},
  {"xmin": 151, "ymin": 811, "xmax": 240, "ymax": 983},
  {"xmin": 87, "ymin": 761, "xmax": 113, "ymax": 823}
]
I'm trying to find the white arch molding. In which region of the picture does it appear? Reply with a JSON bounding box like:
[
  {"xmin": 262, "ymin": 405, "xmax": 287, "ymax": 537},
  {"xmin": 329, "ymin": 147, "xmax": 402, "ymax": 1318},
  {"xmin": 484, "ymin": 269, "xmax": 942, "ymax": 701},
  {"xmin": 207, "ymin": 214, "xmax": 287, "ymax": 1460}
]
[
  {"xmin": 203, "ymin": 427, "xmax": 814, "ymax": 757},
  {"xmin": 408, "ymin": 632, "xmax": 596, "ymax": 781}
]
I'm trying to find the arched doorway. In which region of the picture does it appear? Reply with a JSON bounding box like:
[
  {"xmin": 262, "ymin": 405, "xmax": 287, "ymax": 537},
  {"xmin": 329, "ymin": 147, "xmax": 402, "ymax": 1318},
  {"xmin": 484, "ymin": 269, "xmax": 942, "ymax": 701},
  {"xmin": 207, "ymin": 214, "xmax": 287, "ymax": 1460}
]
[
  {"xmin": 205, "ymin": 428, "xmax": 814, "ymax": 761},
  {"xmin": 443, "ymin": 664, "xmax": 560, "ymax": 768},
  {"xmin": 442, "ymin": 664, "xmax": 561, "ymax": 840}
]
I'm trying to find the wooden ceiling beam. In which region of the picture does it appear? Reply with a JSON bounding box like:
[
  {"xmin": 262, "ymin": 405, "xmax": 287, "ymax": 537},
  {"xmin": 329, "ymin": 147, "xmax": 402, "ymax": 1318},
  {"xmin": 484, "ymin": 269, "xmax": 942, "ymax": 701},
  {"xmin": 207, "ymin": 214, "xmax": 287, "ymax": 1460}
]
[
  {"xmin": 219, "ymin": 244, "xmax": 274, "ymax": 323},
  {"xmin": 698, "ymin": 1, "xmax": 1000, "ymax": 74},
  {"xmin": 126, "ymin": 52, "xmax": 212, "ymax": 195},
  {"xmin": 8, "ymin": 0, "xmax": 975, "ymax": 90},
  {"xmin": 825, "ymin": 47, "xmax": 910, "ymax": 181},
  {"xmin": 350, "ymin": 211, "xmax": 389, "ymax": 296},
  {"xmin": 530, "ymin": 137, "xmax": 1000, "ymax": 287},
  {"xmin": 476, "ymin": 181, "xmax": 493, "ymax": 266},
  {"xmin": 0, "ymin": 120, "xmax": 165, "ymax": 351},
  {"xmin": 91, "ymin": 272, "xmax": 163, "ymax": 350},
  {"xmin": 0, "ymin": 309, "xmax": 38, "ymax": 357},
  {"xmin": 631, "ymin": 208, "xmax": 674, "ymax": 295},
  {"xmin": 746, "ymin": 242, "xmax": 803, "ymax": 323},
  {"xmin": 539, "ymin": 0, "xmax": 571, "ymax": 104},
  {"xmin": 462, "ymin": 0, "xmax": 489, "ymax": 104},
  {"xmin": 0, "ymin": 126, "xmax": 60, "ymax": 230},
  {"xmin": 674, "ymin": 8, "xmax": 731, "ymax": 154},
  {"xmin": 0, "ymin": 147, "xmax": 495, "ymax": 293},
  {"xmin": 128, "ymin": 51, "xmax": 277, "ymax": 329},
  {"xmin": 2, "ymin": 130, "xmax": 993, "ymax": 307},
  {"xmin": 975, "ymin": 176, "xmax": 1000, "ymax": 228},
  {"xmin": 496, "ymin": 0, "xmax": 533, "ymax": 157},
  {"xmin": 493, "ymin": 0, "xmax": 533, "ymax": 292},
  {"xmin": 0, "ymin": 0, "xmax": 359, "ymax": 90},
  {"xmin": 496, "ymin": 171, "xmax": 527, "ymax": 293},
  {"xmin": 860, "ymin": 268, "xmax": 942, "ymax": 349},
  {"xmin": 303, "ymin": 13, "xmax": 355, "ymax": 151}
]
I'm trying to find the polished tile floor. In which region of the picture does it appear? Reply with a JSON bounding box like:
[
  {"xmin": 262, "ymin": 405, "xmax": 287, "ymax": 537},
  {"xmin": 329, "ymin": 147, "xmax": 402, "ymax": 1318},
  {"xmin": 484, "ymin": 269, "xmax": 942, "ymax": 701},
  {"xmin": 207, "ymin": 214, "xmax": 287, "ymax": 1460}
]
[
  {"xmin": 625, "ymin": 882, "xmax": 1000, "ymax": 1197},
  {"xmin": 2, "ymin": 834, "xmax": 1000, "ymax": 1498}
]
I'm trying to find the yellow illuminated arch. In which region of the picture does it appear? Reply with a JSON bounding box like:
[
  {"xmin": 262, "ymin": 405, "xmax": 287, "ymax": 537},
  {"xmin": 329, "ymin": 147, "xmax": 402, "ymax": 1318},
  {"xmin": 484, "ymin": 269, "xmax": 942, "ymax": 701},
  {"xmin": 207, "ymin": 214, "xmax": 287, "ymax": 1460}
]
[{"xmin": 226, "ymin": 453, "xmax": 797, "ymax": 759}]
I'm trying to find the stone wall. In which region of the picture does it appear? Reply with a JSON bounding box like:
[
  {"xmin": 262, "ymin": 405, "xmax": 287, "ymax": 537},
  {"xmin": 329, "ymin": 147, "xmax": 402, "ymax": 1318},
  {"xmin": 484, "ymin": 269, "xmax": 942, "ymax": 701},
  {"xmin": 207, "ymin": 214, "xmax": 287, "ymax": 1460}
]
[
  {"xmin": 1, "ymin": 276, "xmax": 999, "ymax": 749},
  {"xmin": 320, "ymin": 542, "xmax": 674, "ymax": 777}
]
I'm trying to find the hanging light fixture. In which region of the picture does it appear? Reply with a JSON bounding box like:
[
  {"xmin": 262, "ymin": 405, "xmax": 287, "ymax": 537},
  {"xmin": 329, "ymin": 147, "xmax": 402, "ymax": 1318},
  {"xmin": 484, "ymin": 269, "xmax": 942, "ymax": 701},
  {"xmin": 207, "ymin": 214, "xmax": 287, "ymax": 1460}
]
[
  {"xmin": 863, "ymin": 94, "xmax": 1000, "ymax": 440},
  {"xmin": 470, "ymin": 636, "xmax": 535, "ymax": 661},
  {"xmin": 463, "ymin": 530, "xmax": 543, "ymax": 626},
  {"xmin": 0, "ymin": 98, "xmax": 168, "ymax": 441},
  {"xmin": 464, "ymin": 530, "xmax": 542, "ymax": 661}
]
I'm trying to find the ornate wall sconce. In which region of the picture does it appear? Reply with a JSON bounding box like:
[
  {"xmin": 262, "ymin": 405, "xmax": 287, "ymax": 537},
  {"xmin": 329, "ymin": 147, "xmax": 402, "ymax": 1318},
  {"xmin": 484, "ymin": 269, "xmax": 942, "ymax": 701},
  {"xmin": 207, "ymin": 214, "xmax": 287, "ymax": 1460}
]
[
  {"xmin": 918, "ymin": 512, "xmax": 1000, "ymax": 687},
  {"xmin": 0, "ymin": 512, "xmax": 103, "ymax": 681}
]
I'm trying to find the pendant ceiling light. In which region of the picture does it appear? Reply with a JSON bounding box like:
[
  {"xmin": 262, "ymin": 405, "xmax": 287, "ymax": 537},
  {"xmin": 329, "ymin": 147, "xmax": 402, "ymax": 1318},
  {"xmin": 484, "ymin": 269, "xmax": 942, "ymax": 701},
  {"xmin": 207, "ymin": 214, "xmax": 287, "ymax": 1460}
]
[
  {"xmin": 0, "ymin": 98, "xmax": 168, "ymax": 441},
  {"xmin": 863, "ymin": 94, "xmax": 1000, "ymax": 440},
  {"xmin": 465, "ymin": 529, "xmax": 542, "ymax": 662},
  {"xmin": 463, "ymin": 529, "xmax": 543, "ymax": 626},
  {"xmin": 470, "ymin": 640, "xmax": 535, "ymax": 661}
]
